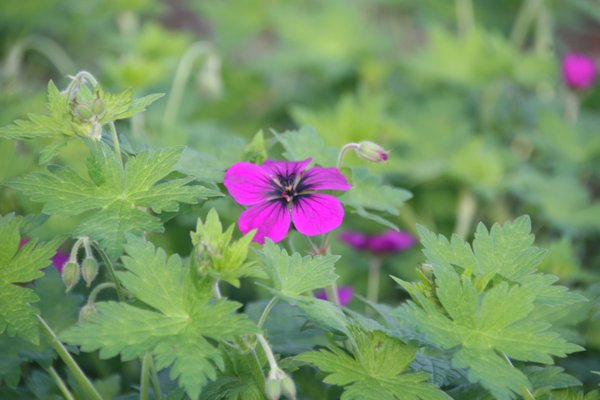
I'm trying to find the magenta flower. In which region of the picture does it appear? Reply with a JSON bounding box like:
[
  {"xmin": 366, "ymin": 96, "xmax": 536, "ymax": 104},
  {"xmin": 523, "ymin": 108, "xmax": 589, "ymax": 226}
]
[
  {"xmin": 224, "ymin": 158, "xmax": 351, "ymax": 244},
  {"xmin": 339, "ymin": 230, "xmax": 415, "ymax": 254},
  {"xmin": 315, "ymin": 286, "xmax": 353, "ymax": 306},
  {"xmin": 562, "ymin": 53, "xmax": 597, "ymax": 90}
]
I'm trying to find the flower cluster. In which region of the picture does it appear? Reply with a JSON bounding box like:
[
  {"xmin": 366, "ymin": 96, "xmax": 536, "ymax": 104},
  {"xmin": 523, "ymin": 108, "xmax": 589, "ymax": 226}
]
[{"xmin": 224, "ymin": 158, "xmax": 351, "ymax": 244}]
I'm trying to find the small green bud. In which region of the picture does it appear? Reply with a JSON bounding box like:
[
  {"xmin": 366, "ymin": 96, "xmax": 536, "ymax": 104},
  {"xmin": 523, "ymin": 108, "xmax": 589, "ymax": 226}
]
[
  {"xmin": 356, "ymin": 140, "xmax": 389, "ymax": 163},
  {"xmin": 280, "ymin": 375, "xmax": 296, "ymax": 400},
  {"xmin": 91, "ymin": 97, "xmax": 105, "ymax": 116},
  {"xmin": 78, "ymin": 303, "xmax": 97, "ymax": 322},
  {"xmin": 265, "ymin": 377, "xmax": 282, "ymax": 400},
  {"xmin": 81, "ymin": 257, "xmax": 99, "ymax": 287},
  {"xmin": 74, "ymin": 104, "xmax": 93, "ymax": 121},
  {"xmin": 62, "ymin": 261, "xmax": 81, "ymax": 293}
]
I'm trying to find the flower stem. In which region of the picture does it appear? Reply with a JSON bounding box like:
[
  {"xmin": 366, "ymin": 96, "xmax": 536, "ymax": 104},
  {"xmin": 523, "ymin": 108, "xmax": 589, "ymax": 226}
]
[
  {"xmin": 454, "ymin": 188, "xmax": 477, "ymax": 239},
  {"xmin": 258, "ymin": 297, "xmax": 279, "ymax": 329},
  {"xmin": 510, "ymin": 0, "xmax": 542, "ymax": 49},
  {"xmin": 140, "ymin": 353, "xmax": 151, "ymax": 400},
  {"xmin": 256, "ymin": 334, "xmax": 278, "ymax": 371},
  {"xmin": 336, "ymin": 143, "xmax": 360, "ymax": 169},
  {"xmin": 47, "ymin": 366, "xmax": 75, "ymax": 400},
  {"xmin": 149, "ymin": 357, "xmax": 163, "ymax": 400},
  {"xmin": 37, "ymin": 315, "xmax": 103, "ymax": 400},
  {"xmin": 367, "ymin": 257, "xmax": 382, "ymax": 304},
  {"xmin": 109, "ymin": 122, "xmax": 124, "ymax": 169},
  {"xmin": 91, "ymin": 242, "xmax": 125, "ymax": 302},
  {"xmin": 213, "ymin": 280, "xmax": 222, "ymax": 299},
  {"xmin": 565, "ymin": 91, "xmax": 580, "ymax": 125},
  {"xmin": 163, "ymin": 42, "xmax": 213, "ymax": 128},
  {"xmin": 88, "ymin": 282, "xmax": 117, "ymax": 304}
]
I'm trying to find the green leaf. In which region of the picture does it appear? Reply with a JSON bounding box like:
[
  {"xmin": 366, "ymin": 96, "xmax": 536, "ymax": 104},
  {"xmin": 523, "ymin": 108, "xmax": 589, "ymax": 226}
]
[
  {"xmin": 418, "ymin": 215, "xmax": 546, "ymax": 283},
  {"xmin": 0, "ymin": 82, "xmax": 76, "ymax": 140},
  {"xmin": 340, "ymin": 167, "xmax": 412, "ymax": 230},
  {"xmin": 0, "ymin": 81, "xmax": 163, "ymax": 141},
  {"xmin": 397, "ymin": 217, "xmax": 585, "ymax": 399},
  {"xmin": 0, "ymin": 214, "xmax": 60, "ymax": 344},
  {"xmin": 242, "ymin": 130, "xmax": 268, "ymax": 164},
  {"xmin": 11, "ymin": 143, "xmax": 221, "ymax": 258},
  {"xmin": 273, "ymin": 126, "xmax": 338, "ymax": 166},
  {"xmin": 61, "ymin": 237, "xmax": 258, "ymax": 399},
  {"xmin": 258, "ymin": 240, "xmax": 339, "ymax": 296},
  {"xmin": 191, "ymin": 208, "xmax": 258, "ymax": 287},
  {"xmin": 297, "ymin": 327, "xmax": 451, "ymax": 400}
]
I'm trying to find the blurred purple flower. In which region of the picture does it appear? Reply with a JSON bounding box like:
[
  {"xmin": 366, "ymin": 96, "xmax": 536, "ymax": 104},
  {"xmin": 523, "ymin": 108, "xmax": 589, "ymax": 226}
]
[
  {"xmin": 224, "ymin": 158, "xmax": 351, "ymax": 244},
  {"xmin": 315, "ymin": 286, "xmax": 353, "ymax": 306},
  {"xmin": 339, "ymin": 230, "xmax": 415, "ymax": 254},
  {"xmin": 20, "ymin": 239, "xmax": 69, "ymax": 273},
  {"xmin": 562, "ymin": 53, "xmax": 597, "ymax": 90}
]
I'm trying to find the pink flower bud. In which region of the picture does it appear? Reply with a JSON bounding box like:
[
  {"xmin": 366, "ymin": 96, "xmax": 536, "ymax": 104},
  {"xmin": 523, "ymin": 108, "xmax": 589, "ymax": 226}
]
[
  {"xmin": 356, "ymin": 141, "xmax": 389, "ymax": 163},
  {"xmin": 562, "ymin": 53, "xmax": 597, "ymax": 90}
]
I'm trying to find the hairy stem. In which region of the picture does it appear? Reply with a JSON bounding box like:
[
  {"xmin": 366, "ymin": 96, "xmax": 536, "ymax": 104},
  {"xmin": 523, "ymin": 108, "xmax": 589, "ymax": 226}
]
[
  {"xmin": 88, "ymin": 282, "xmax": 117, "ymax": 304},
  {"xmin": 565, "ymin": 91, "xmax": 579, "ymax": 125},
  {"xmin": 336, "ymin": 143, "xmax": 360, "ymax": 169},
  {"xmin": 37, "ymin": 315, "xmax": 103, "ymax": 400},
  {"xmin": 91, "ymin": 242, "xmax": 125, "ymax": 302},
  {"xmin": 47, "ymin": 366, "xmax": 75, "ymax": 400},
  {"xmin": 258, "ymin": 297, "xmax": 279, "ymax": 329},
  {"xmin": 256, "ymin": 334, "xmax": 278, "ymax": 371}
]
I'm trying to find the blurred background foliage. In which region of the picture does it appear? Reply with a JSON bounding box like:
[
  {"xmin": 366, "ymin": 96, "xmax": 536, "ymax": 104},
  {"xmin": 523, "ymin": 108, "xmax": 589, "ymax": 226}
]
[{"xmin": 1, "ymin": 0, "xmax": 600, "ymax": 395}]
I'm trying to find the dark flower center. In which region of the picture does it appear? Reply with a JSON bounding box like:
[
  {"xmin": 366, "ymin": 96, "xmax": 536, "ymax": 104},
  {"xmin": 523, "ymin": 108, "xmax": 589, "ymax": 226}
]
[{"xmin": 268, "ymin": 171, "xmax": 310, "ymax": 204}]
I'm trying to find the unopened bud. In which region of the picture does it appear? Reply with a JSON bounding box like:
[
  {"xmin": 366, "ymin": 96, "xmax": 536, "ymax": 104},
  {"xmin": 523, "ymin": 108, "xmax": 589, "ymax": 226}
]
[
  {"xmin": 91, "ymin": 97, "xmax": 106, "ymax": 117},
  {"xmin": 78, "ymin": 303, "xmax": 97, "ymax": 321},
  {"xmin": 74, "ymin": 104, "xmax": 93, "ymax": 121},
  {"xmin": 265, "ymin": 376, "xmax": 282, "ymax": 400},
  {"xmin": 280, "ymin": 375, "xmax": 296, "ymax": 400},
  {"xmin": 356, "ymin": 141, "xmax": 389, "ymax": 163},
  {"xmin": 62, "ymin": 261, "xmax": 80, "ymax": 292},
  {"xmin": 81, "ymin": 257, "xmax": 99, "ymax": 287}
]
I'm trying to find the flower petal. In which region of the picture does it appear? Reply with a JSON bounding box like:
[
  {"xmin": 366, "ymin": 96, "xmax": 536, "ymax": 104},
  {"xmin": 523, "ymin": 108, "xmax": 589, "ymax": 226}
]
[
  {"xmin": 339, "ymin": 230, "xmax": 370, "ymax": 250},
  {"xmin": 301, "ymin": 166, "xmax": 352, "ymax": 191},
  {"xmin": 261, "ymin": 158, "xmax": 312, "ymax": 178},
  {"xmin": 292, "ymin": 194, "xmax": 344, "ymax": 236},
  {"xmin": 224, "ymin": 162, "xmax": 273, "ymax": 206},
  {"xmin": 239, "ymin": 201, "xmax": 291, "ymax": 244}
]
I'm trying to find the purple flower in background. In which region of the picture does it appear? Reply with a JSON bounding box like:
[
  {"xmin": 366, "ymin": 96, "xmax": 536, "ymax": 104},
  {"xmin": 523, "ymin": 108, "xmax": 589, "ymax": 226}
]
[
  {"xmin": 19, "ymin": 239, "xmax": 69, "ymax": 272},
  {"xmin": 224, "ymin": 158, "xmax": 351, "ymax": 244},
  {"xmin": 316, "ymin": 286, "xmax": 353, "ymax": 306},
  {"xmin": 562, "ymin": 53, "xmax": 597, "ymax": 90},
  {"xmin": 340, "ymin": 230, "xmax": 415, "ymax": 254}
]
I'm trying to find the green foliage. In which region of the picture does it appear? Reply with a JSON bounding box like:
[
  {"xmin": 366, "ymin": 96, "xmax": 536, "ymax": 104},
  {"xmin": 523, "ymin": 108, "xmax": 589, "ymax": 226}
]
[
  {"xmin": 297, "ymin": 326, "xmax": 451, "ymax": 400},
  {"xmin": 340, "ymin": 167, "xmax": 412, "ymax": 230},
  {"xmin": 11, "ymin": 143, "xmax": 220, "ymax": 258},
  {"xmin": 0, "ymin": 81, "xmax": 162, "ymax": 141},
  {"xmin": 258, "ymin": 240, "xmax": 339, "ymax": 297},
  {"xmin": 191, "ymin": 208, "xmax": 258, "ymax": 287},
  {"xmin": 0, "ymin": 214, "xmax": 60, "ymax": 345},
  {"xmin": 394, "ymin": 216, "xmax": 585, "ymax": 399},
  {"xmin": 274, "ymin": 126, "xmax": 338, "ymax": 167},
  {"xmin": 60, "ymin": 236, "xmax": 258, "ymax": 399}
]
